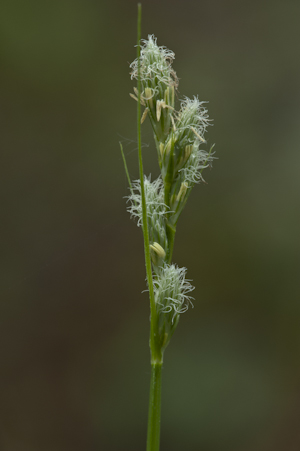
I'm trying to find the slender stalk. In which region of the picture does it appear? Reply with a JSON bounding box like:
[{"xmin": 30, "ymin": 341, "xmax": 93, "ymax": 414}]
[
  {"xmin": 146, "ymin": 363, "xmax": 163, "ymax": 451},
  {"xmin": 136, "ymin": 3, "xmax": 160, "ymax": 362}
]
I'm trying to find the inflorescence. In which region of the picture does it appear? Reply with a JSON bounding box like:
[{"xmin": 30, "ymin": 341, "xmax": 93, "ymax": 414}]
[{"xmin": 126, "ymin": 35, "xmax": 215, "ymax": 354}]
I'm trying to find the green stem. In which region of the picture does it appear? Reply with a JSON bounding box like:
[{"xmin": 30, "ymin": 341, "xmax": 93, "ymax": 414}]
[
  {"xmin": 136, "ymin": 3, "xmax": 159, "ymax": 360},
  {"xmin": 146, "ymin": 362, "xmax": 163, "ymax": 451}
]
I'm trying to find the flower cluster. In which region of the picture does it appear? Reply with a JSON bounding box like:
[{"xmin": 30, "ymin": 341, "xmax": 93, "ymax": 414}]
[
  {"xmin": 127, "ymin": 176, "xmax": 169, "ymax": 272},
  {"xmin": 127, "ymin": 35, "xmax": 215, "ymax": 353},
  {"xmin": 154, "ymin": 264, "xmax": 194, "ymax": 351},
  {"xmin": 130, "ymin": 35, "xmax": 178, "ymax": 142}
]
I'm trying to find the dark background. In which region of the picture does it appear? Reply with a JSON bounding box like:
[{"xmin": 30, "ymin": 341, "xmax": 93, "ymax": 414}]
[{"xmin": 1, "ymin": 0, "xmax": 300, "ymax": 450}]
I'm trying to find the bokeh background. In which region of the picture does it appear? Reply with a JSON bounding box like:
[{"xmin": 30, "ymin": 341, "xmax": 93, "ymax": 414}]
[{"xmin": 1, "ymin": 0, "xmax": 300, "ymax": 450}]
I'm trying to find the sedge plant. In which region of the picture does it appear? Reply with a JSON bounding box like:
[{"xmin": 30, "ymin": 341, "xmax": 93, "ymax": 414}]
[{"xmin": 120, "ymin": 5, "xmax": 215, "ymax": 450}]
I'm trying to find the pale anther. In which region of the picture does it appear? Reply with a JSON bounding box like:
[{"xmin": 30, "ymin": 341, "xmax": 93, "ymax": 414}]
[{"xmin": 191, "ymin": 127, "xmax": 205, "ymax": 142}]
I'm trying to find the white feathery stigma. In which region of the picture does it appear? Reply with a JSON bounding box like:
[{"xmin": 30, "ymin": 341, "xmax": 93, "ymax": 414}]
[
  {"xmin": 180, "ymin": 145, "xmax": 213, "ymax": 184},
  {"xmin": 154, "ymin": 264, "xmax": 194, "ymax": 319},
  {"xmin": 127, "ymin": 175, "xmax": 167, "ymax": 226},
  {"xmin": 130, "ymin": 35, "xmax": 178, "ymax": 89},
  {"xmin": 175, "ymin": 96, "xmax": 215, "ymax": 184},
  {"xmin": 176, "ymin": 96, "xmax": 211, "ymax": 143}
]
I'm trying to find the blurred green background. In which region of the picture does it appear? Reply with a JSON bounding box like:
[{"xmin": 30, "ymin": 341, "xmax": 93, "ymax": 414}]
[{"xmin": 1, "ymin": 0, "xmax": 300, "ymax": 450}]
